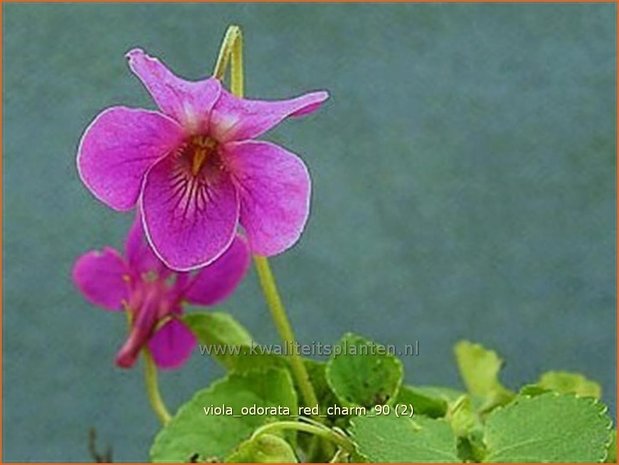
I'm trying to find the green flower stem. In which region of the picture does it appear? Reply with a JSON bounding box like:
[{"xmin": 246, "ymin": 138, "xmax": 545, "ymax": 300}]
[
  {"xmin": 143, "ymin": 349, "xmax": 172, "ymax": 425},
  {"xmin": 251, "ymin": 420, "xmax": 355, "ymax": 453},
  {"xmin": 308, "ymin": 433, "xmax": 336, "ymax": 463},
  {"xmin": 212, "ymin": 25, "xmax": 321, "ymax": 415},
  {"xmin": 253, "ymin": 256, "xmax": 320, "ymax": 412}
]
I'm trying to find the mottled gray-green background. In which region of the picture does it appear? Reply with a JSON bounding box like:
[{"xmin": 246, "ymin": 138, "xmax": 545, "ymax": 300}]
[{"xmin": 3, "ymin": 3, "xmax": 615, "ymax": 462}]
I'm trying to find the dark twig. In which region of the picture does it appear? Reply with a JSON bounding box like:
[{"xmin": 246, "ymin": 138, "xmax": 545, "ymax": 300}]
[{"xmin": 88, "ymin": 428, "xmax": 113, "ymax": 463}]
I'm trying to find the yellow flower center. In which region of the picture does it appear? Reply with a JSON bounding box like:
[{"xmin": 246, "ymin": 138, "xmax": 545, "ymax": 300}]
[{"xmin": 189, "ymin": 135, "xmax": 218, "ymax": 176}]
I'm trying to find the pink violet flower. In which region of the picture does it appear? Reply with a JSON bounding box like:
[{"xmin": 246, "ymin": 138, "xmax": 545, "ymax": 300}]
[
  {"xmin": 72, "ymin": 215, "xmax": 250, "ymax": 370},
  {"xmin": 77, "ymin": 48, "xmax": 329, "ymax": 271}
]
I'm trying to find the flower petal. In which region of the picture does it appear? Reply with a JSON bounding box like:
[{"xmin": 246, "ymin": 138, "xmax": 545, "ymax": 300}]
[
  {"xmin": 210, "ymin": 88, "xmax": 329, "ymax": 142},
  {"xmin": 148, "ymin": 318, "xmax": 196, "ymax": 370},
  {"xmin": 77, "ymin": 106, "xmax": 184, "ymax": 211},
  {"xmin": 185, "ymin": 235, "xmax": 250, "ymax": 306},
  {"xmin": 170, "ymin": 272, "xmax": 191, "ymax": 302},
  {"xmin": 125, "ymin": 213, "xmax": 169, "ymax": 276},
  {"xmin": 141, "ymin": 154, "xmax": 240, "ymax": 271},
  {"xmin": 224, "ymin": 141, "xmax": 311, "ymax": 256},
  {"xmin": 72, "ymin": 248, "xmax": 129, "ymax": 310},
  {"xmin": 126, "ymin": 48, "xmax": 221, "ymax": 133},
  {"xmin": 115, "ymin": 287, "xmax": 160, "ymax": 368}
]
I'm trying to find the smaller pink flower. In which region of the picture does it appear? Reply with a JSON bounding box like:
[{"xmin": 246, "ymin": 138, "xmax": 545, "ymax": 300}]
[
  {"xmin": 77, "ymin": 48, "xmax": 329, "ymax": 271},
  {"xmin": 72, "ymin": 215, "xmax": 250, "ymax": 370}
]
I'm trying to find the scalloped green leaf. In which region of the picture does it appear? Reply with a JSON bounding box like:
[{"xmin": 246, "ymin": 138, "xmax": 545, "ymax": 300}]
[
  {"xmin": 303, "ymin": 359, "xmax": 339, "ymax": 411},
  {"xmin": 605, "ymin": 430, "xmax": 616, "ymax": 462},
  {"xmin": 185, "ymin": 312, "xmax": 253, "ymax": 346},
  {"xmin": 150, "ymin": 368, "xmax": 297, "ymax": 462},
  {"xmin": 538, "ymin": 371, "xmax": 601, "ymax": 399},
  {"xmin": 184, "ymin": 312, "xmax": 285, "ymax": 372},
  {"xmin": 447, "ymin": 395, "xmax": 488, "ymax": 461},
  {"xmin": 326, "ymin": 333, "xmax": 403, "ymax": 408},
  {"xmin": 416, "ymin": 385, "xmax": 466, "ymax": 404},
  {"xmin": 483, "ymin": 393, "xmax": 612, "ymax": 462},
  {"xmin": 396, "ymin": 385, "xmax": 449, "ymax": 418},
  {"xmin": 349, "ymin": 414, "xmax": 460, "ymax": 462},
  {"xmin": 454, "ymin": 341, "xmax": 514, "ymax": 411},
  {"xmin": 449, "ymin": 395, "xmax": 483, "ymax": 438},
  {"xmin": 185, "ymin": 313, "xmax": 337, "ymax": 402},
  {"xmin": 226, "ymin": 434, "xmax": 298, "ymax": 463},
  {"xmin": 518, "ymin": 383, "xmax": 550, "ymax": 397}
]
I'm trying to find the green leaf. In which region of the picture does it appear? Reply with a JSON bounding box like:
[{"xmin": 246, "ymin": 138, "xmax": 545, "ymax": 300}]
[
  {"xmin": 457, "ymin": 434, "xmax": 487, "ymax": 463},
  {"xmin": 326, "ymin": 333, "xmax": 403, "ymax": 408},
  {"xmin": 184, "ymin": 312, "xmax": 285, "ymax": 372},
  {"xmin": 538, "ymin": 371, "xmax": 602, "ymax": 399},
  {"xmin": 226, "ymin": 434, "xmax": 298, "ymax": 463},
  {"xmin": 448, "ymin": 395, "xmax": 483, "ymax": 438},
  {"xmin": 483, "ymin": 393, "xmax": 612, "ymax": 462},
  {"xmin": 349, "ymin": 414, "xmax": 460, "ymax": 462},
  {"xmin": 396, "ymin": 385, "xmax": 449, "ymax": 418},
  {"xmin": 415, "ymin": 385, "xmax": 466, "ymax": 404},
  {"xmin": 185, "ymin": 312, "xmax": 253, "ymax": 346},
  {"xmin": 454, "ymin": 341, "xmax": 514, "ymax": 410},
  {"xmin": 150, "ymin": 368, "xmax": 297, "ymax": 462},
  {"xmin": 518, "ymin": 383, "xmax": 550, "ymax": 397},
  {"xmin": 292, "ymin": 360, "xmax": 339, "ymax": 460},
  {"xmin": 446, "ymin": 395, "xmax": 488, "ymax": 461},
  {"xmin": 303, "ymin": 359, "xmax": 339, "ymax": 411},
  {"xmin": 605, "ymin": 430, "xmax": 616, "ymax": 463}
]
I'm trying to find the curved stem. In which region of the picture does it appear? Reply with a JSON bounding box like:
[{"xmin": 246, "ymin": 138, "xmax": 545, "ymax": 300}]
[
  {"xmin": 212, "ymin": 25, "xmax": 320, "ymax": 415},
  {"xmin": 330, "ymin": 447, "xmax": 350, "ymax": 463},
  {"xmin": 253, "ymin": 257, "xmax": 320, "ymax": 411},
  {"xmin": 251, "ymin": 420, "xmax": 355, "ymax": 453},
  {"xmin": 143, "ymin": 350, "xmax": 171, "ymax": 425}
]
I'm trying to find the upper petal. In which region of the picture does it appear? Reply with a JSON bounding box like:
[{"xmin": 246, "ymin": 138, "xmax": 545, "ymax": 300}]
[
  {"xmin": 77, "ymin": 106, "xmax": 184, "ymax": 211},
  {"xmin": 223, "ymin": 141, "xmax": 311, "ymax": 256},
  {"xmin": 148, "ymin": 318, "xmax": 197, "ymax": 370},
  {"xmin": 125, "ymin": 213, "xmax": 170, "ymax": 277},
  {"xmin": 127, "ymin": 48, "xmax": 221, "ymax": 133},
  {"xmin": 210, "ymin": 88, "xmax": 329, "ymax": 142},
  {"xmin": 141, "ymin": 154, "xmax": 240, "ymax": 271},
  {"xmin": 72, "ymin": 247, "xmax": 130, "ymax": 310},
  {"xmin": 184, "ymin": 235, "xmax": 250, "ymax": 306}
]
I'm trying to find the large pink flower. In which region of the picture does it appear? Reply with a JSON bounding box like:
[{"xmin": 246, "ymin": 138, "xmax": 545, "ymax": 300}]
[
  {"xmin": 72, "ymin": 215, "xmax": 250, "ymax": 370},
  {"xmin": 77, "ymin": 48, "xmax": 329, "ymax": 271}
]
